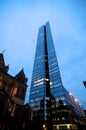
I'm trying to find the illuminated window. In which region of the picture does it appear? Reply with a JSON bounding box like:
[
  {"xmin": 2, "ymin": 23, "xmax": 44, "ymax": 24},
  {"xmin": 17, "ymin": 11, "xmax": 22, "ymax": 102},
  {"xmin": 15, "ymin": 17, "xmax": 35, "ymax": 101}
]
[
  {"xmin": 50, "ymin": 82, "xmax": 52, "ymax": 85},
  {"xmin": 34, "ymin": 78, "xmax": 49, "ymax": 87},
  {"xmin": 10, "ymin": 87, "xmax": 18, "ymax": 96},
  {"xmin": 62, "ymin": 117, "xmax": 65, "ymax": 120},
  {"xmin": 57, "ymin": 118, "xmax": 59, "ymax": 120},
  {"xmin": 34, "ymin": 81, "xmax": 43, "ymax": 87},
  {"xmin": 0, "ymin": 77, "xmax": 3, "ymax": 87},
  {"xmin": 0, "ymin": 81, "xmax": 2, "ymax": 87},
  {"xmin": 45, "ymin": 78, "xmax": 49, "ymax": 81}
]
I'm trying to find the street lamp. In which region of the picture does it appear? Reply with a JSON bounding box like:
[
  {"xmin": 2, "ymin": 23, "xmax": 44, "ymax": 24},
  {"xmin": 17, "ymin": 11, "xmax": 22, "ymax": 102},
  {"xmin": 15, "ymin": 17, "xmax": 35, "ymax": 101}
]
[{"xmin": 43, "ymin": 124, "xmax": 47, "ymax": 130}]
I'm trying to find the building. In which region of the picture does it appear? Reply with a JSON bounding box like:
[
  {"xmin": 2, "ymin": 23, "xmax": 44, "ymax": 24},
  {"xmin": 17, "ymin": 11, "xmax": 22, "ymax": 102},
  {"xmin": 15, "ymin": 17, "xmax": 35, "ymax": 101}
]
[
  {"xmin": 29, "ymin": 22, "xmax": 85, "ymax": 129},
  {"xmin": 83, "ymin": 81, "xmax": 86, "ymax": 88},
  {"xmin": 53, "ymin": 99, "xmax": 86, "ymax": 130},
  {"xmin": 0, "ymin": 53, "xmax": 32, "ymax": 130}
]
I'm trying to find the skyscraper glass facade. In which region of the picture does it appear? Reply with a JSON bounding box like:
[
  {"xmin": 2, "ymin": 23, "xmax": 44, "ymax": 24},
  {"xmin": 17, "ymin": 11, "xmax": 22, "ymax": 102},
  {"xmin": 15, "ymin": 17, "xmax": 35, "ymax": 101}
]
[{"xmin": 29, "ymin": 22, "xmax": 84, "ymax": 120}]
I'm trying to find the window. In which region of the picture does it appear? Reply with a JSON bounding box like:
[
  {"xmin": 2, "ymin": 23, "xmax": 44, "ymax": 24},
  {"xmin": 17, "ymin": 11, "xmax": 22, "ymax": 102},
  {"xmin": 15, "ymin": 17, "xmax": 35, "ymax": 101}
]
[{"xmin": 11, "ymin": 87, "xmax": 18, "ymax": 96}]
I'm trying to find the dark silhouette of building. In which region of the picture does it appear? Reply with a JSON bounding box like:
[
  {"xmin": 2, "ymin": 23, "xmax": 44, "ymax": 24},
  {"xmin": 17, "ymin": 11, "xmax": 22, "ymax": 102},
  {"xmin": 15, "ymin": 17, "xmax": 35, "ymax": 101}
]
[
  {"xmin": 83, "ymin": 81, "xmax": 86, "ymax": 88},
  {"xmin": 53, "ymin": 99, "xmax": 86, "ymax": 130},
  {"xmin": 0, "ymin": 53, "xmax": 32, "ymax": 130},
  {"xmin": 29, "ymin": 22, "xmax": 85, "ymax": 130}
]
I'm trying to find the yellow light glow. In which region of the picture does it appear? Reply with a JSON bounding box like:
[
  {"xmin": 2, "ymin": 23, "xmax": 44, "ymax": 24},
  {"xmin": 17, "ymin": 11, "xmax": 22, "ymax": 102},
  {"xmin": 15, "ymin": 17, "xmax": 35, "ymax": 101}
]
[
  {"xmin": 34, "ymin": 78, "xmax": 44, "ymax": 83},
  {"xmin": 67, "ymin": 124, "xmax": 70, "ymax": 128},
  {"xmin": 43, "ymin": 124, "xmax": 46, "ymax": 128},
  {"xmin": 12, "ymin": 87, "xmax": 18, "ymax": 96},
  {"xmin": 0, "ymin": 76, "xmax": 3, "ymax": 80},
  {"xmin": 34, "ymin": 82, "xmax": 43, "ymax": 87},
  {"xmin": 74, "ymin": 98, "xmax": 78, "ymax": 102},
  {"xmin": 45, "ymin": 78, "xmax": 49, "ymax": 81}
]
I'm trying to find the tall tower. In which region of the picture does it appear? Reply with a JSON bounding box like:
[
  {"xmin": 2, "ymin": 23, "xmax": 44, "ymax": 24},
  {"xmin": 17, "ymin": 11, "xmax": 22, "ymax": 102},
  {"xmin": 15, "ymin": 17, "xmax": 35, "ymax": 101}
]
[
  {"xmin": 0, "ymin": 53, "xmax": 9, "ymax": 73},
  {"xmin": 29, "ymin": 22, "xmax": 84, "ymax": 124}
]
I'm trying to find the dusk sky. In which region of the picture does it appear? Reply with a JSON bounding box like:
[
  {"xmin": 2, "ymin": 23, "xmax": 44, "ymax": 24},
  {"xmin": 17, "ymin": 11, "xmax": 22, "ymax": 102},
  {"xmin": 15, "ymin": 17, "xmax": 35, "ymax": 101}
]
[{"xmin": 0, "ymin": 0, "xmax": 86, "ymax": 109}]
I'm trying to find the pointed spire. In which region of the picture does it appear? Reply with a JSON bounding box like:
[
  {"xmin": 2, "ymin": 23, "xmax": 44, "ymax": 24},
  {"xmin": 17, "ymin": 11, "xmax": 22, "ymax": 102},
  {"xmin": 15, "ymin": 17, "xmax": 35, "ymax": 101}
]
[
  {"xmin": 0, "ymin": 53, "xmax": 9, "ymax": 73},
  {"xmin": 15, "ymin": 68, "xmax": 28, "ymax": 84}
]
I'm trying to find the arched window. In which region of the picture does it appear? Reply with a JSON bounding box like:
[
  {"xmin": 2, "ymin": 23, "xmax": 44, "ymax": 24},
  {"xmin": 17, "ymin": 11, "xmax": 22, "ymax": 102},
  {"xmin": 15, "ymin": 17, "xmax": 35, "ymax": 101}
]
[{"xmin": 10, "ymin": 87, "xmax": 18, "ymax": 96}]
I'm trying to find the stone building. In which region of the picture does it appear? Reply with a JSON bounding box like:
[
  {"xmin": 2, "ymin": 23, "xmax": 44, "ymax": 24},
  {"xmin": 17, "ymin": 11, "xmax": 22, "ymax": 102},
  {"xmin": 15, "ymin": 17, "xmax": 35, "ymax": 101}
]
[{"xmin": 0, "ymin": 53, "xmax": 31, "ymax": 130}]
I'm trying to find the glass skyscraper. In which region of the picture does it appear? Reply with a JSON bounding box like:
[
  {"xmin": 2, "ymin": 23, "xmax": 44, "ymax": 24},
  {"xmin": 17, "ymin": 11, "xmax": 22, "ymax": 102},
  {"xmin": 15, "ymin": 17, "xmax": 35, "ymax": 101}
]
[{"xmin": 29, "ymin": 22, "xmax": 84, "ymax": 123}]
